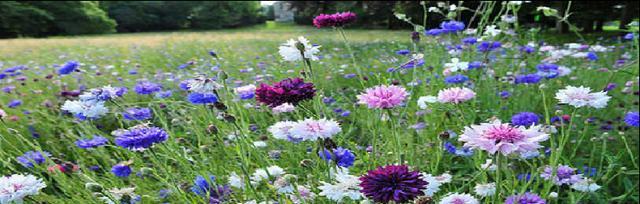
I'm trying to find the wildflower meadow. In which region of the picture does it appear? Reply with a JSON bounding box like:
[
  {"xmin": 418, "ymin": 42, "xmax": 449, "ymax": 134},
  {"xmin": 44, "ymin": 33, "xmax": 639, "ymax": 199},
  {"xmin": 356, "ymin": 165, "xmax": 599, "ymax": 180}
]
[{"xmin": 0, "ymin": 2, "xmax": 639, "ymax": 204}]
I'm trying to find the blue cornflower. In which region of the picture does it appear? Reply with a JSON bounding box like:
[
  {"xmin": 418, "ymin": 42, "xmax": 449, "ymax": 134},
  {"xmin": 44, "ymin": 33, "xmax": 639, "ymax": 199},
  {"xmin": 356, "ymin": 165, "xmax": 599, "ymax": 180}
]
[
  {"xmin": 536, "ymin": 63, "xmax": 560, "ymax": 79},
  {"xmin": 624, "ymin": 33, "xmax": 635, "ymax": 40},
  {"xmin": 477, "ymin": 41, "xmax": 501, "ymax": 52},
  {"xmin": 425, "ymin": 29, "xmax": 443, "ymax": 36},
  {"xmin": 520, "ymin": 46, "xmax": 536, "ymax": 54},
  {"xmin": 17, "ymin": 151, "xmax": 50, "ymax": 168},
  {"xmin": 443, "ymin": 142, "xmax": 473, "ymax": 157},
  {"xmin": 114, "ymin": 125, "xmax": 169, "ymax": 151},
  {"xmin": 75, "ymin": 136, "xmax": 108, "ymax": 149},
  {"xmin": 134, "ymin": 81, "xmax": 162, "ymax": 95},
  {"xmin": 587, "ymin": 52, "xmax": 598, "ymax": 61},
  {"xmin": 191, "ymin": 175, "xmax": 232, "ymax": 203},
  {"xmin": 462, "ymin": 37, "xmax": 477, "ymax": 45},
  {"xmin": 4, "ymin": 65, "xmax": 24, "ymax": 73},
  {"xmin": 511, "ymin": 112, "xmax": 540, "ymax": 126},
  {"xmin": 322, "ymin": 97, "xmax": 336, "ymax": 105},
  {"xmin": 0, "ymin": 73, "xmax": 6, "ymax": 79},
  {"xmin": 343, "ymin": 73, "xmax": 357, "ymax": 79},
  {"xmin": 624, "ymin": 112, "xmax": 639, "ymax": 127},
  {"xmin": 8, "ymin": 99, "xmax": 21, "ymax": 108},
  {"xmin": 209, "ymin": 50, "xmax": 218, "ymax": 58},
  {"xmin": 155, "ymin": 90, "xmax": 173, "ymax": 99},
  {"xmin": 444, "ymin": 142, "xmax": 457, "ymax": 154},
  {"xmin": 577, "ymin": 166, "xmax": 598, "ymax": 177},
  {"xmin": 318, "ymin": 147, "xmax": 356, "ymax": 168},
  {"xmin": 604, "ymin": 83, "xmax": 617, "ymax": 92},
  {"xmin": 187, "ymin": 93, "xmax": 218, "ymax": 104},
  {"xmin": 340, "ymin": 110, "xmax": 351, "ymax": 117},
  {"xmin": 468, "ymin": 61, "xmax": 485, "ymax": 69},
  {"xmin": 179, "ymin": 80, "xmax": 192, "ymax": 90},
  {"xmin": 123, "ymin": 107, "xmax": 153, "ymax": 121},
  {"xmin": 111, "ymin": 164, "xmax": 132, "ymax": 177},
  {"xmin": 515, "ymin": 74, "xmax": 542, "ymax": 84},
  {"xmin": 440, "ymin": 20, "xmax": 465, "ymax": 33},
  {"xmin": 395, "ymin": 49, "xmax": 410, "ymax": 55},
  {"xmin": 444, "ymin": 74, "xmax": 469, "ymax": 84},
  {"xmin": 128, "ymin": 69, "xmax": 138, "ymax": 75},
  {"xmin": 400, "ymin": 58, "xmax": 424, "ymax": 69},
  {"xmin": 58, "ymin": 61, "xmax": 79, "ymax": 75}
]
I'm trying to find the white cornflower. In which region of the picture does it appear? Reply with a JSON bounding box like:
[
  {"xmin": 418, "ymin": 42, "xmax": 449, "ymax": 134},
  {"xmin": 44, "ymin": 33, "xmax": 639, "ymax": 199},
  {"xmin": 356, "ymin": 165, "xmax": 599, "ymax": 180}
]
[
  {"xmin": 439, "ymin": 193, "xmax": 479, "ymax": 204},
  {"xmin": 268, "ymin": 121, "xmax": 300, "ymax": 141},
  {"xmin": 481, "ymin": 159, "xmax": 497, "ymax": 171},
  {"xmin": 0, "ymin": 174, "xmax": 47, "ymax": 204},
  {"xmin": 318, "ymin": 168, "xmax": 363, "ymax": 202},
  {"xmin": 555, "ymin": 85, "xmax": 610, "ymax": 108},
  {"xmin": 278, "ymin": 36, "xmax": 320, "ymax": 62},
  {"xmin": 272, "ymin": 103, "xmax": 295, "ymax": 114},
  {"xmin": 589, "ymin": 45, "xmax": 608, "ymax": 52},
  {"xmin": 571, "ymin": 178, "xmax": 601, "ymax": 192},
  {"xmin": 61, "ymin": 100, "xmax": 109, "ymax": 119},
  {"xmin": 428, "ymin": 7, "xmax": 441, "ymax": 13},
  {"xmin": 444, "ymin": 58, "xmax": 469, "ymax": 72},
  {"xmin": 274, "ymin": 176, "xmax": 295, "ymax": 194},
  {"xmin": 250, "ymin": 165, "xmax": 285, "ymax": 184},
  {"xmin": 289, "ymin": 118, "xmax": 342, "ymax": 141},
  {"xmin": 108, "ymin": 187, "xmax": 138, "ymax": 203},
  {"xmin": 188, "ymin": 77, "xmax": 223, "ymax": 93},
  {"xmin": 484, "ymin": 25, "xmax": 501, "ymax": 37},
  {"xmin": 417, "ymin": 96, "xmax": 438, "ymax": 109},
  {"xmin": 228, "ymin": 172, "xmax": 245, "ymax": 189},
  {"xmin": 473, "ymin": 183, "xmax": 496, "ymax": 197},
  {"xmin": 253, "ymin": 141, "xmax": 267, "ymax": 148}
]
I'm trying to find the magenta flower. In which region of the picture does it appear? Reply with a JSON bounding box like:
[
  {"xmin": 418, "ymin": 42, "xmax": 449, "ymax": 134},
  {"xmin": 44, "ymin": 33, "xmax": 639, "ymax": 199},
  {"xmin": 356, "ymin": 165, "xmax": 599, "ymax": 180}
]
[
  {"xmin": 458, "ymin": 120, "xmax": 549, "ymax": 155},
  {"xmin": 359, "ymin": 165, "xmax": 427, "ymax": 203},
  {"xmin": 255, "ymin": 78, "xmax": 316, "ymax": 107},
  {"xmin": 313, "ymin": 12, "xmax": 357, "ymax": 28},
  {"xmin": 437, "ymin": 87, "xmax": 476, "ymax": 104},
  {"xmin": 356, "ymin": 85, "xmax": 408, "ymax": 109}
]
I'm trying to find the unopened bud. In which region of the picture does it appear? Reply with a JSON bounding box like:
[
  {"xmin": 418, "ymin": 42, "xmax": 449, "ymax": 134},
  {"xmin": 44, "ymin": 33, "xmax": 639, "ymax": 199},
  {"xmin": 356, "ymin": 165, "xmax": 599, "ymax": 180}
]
[{"xmin": 85, "ymin": 182, "xmax": 103, "ymax": 192}]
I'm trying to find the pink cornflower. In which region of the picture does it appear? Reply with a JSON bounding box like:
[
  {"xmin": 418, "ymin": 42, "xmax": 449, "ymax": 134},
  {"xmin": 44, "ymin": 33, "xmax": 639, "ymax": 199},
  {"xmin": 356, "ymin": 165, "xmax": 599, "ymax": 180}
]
[
  {"xmin": 313, "ymin": 12, "xmax": 357, "ymax": 28},
  {"xmin": 356, "ymin": 85, "xmax": 408, "ymax": 109},
  {"xmin": 459, "ymin": 120, "xmax": 549, "ymax": 155},
  {"xmin": 437, "ymin": 87, "xmax": 476, "ymax": 104}
]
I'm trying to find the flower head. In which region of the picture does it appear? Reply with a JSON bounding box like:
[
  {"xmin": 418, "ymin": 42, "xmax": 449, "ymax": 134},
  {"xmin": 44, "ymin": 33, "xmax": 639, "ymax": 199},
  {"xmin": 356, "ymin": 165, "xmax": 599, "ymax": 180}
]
[
  {"xmin": 318, "ymin": 147, "xmax": 356, "ymax": 168},
  {"xmin": 191, "ymin": 175, "xmax": 232, "ymax": 204},
  {"xmin": 187, "ymin": 76, "xmax": 223, "ymax": 93},
  {"xmin": 122, "ymin": 107, "xmax": 152, "ymax": 121},
  {"xmin": 0, "ymin": 174, "xmax": 47, "ymax": 203},
  {"xmin": 313, "ymin": 12, "xmax": 357, "ymax": 28},
  {"xmin": 437, "ymin": 87, "xmax": 476, "ymax": 104},
  {"xmin": 357, "ymin": 85, "xmax": 408, "ymax": 109},
  {"xmin": 438, "ymin": 193, "xmax": 479, "ymax": 204},
  {"xmin": 359, "ymin": 165, "xmax": 427, "ymax": 203},
  {"xmin": 459, "ymin": 120, "xmax": 549, "ymax": 155},
  {"xmin": 113, "ymin": 124, "xmax": 169, "ymax": 151},
  {"xmin": 268, "ymin": 121, "xmax": 302, "ymax": 142},
  {"xmin": 187, "ymin": 93, "xmax": 218, "ymax": 104},
  {"xmin": 61, "ymin": 100, "xmax": 109, "ymax": 120},
  {"xmin": 111, "ymin": 163, "xmax": 132, "ymax": 178},
  {"xmin": 511, "ymin": 112, "xmax": 540, "ymax": 127},
  {"xmin": 555, "ymin": 85, "xmax": 610, "ymax": 108},
  {"xmin": 624, "ymin": 112, "xmax": 639, "ymax": 127},
  {"xmin": 58, "ymin": 61, "xmax": 79, "ymax": 75},
  {"xmin": 289, "ymin": 118, "xmax": 341, "ymax": 141},
  {"xmin": 76, "ymin": 136, "xmax": 108, "ymax": 149},
  {"xmin": 17, "ymin": 151, "xmax": 50, "ymax": 168},
  {"xmin": 134, "ymin": 81, "xmax": 162, "ymax": 95},
  {"xmin": 256, "ymin": 78, "xmax": 316, "ymax": 107},
  {"xmin": 278, "ymin": 36, "xmax": 320, "ymax": 61},
  {"xmin": 235, "ymin": 84, "xmax": 256, "ymax": 100},
  {"xmin": 505, "ymin": 192, "xmax": 546, "ymax": 204},
  {"xmin": 318, "ymin": 168, "xmax": 363, "ymax": 202},
  {"xmin": 541, "ymin": 165, "xmax": 584, "ymax": 186}
]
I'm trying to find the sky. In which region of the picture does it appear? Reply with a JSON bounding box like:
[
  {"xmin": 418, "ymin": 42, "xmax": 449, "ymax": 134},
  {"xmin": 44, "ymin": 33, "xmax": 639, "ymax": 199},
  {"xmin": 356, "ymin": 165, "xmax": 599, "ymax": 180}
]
[{"xmin": 261, "ymin": 1, "xmax": 276, "ymax": 6}]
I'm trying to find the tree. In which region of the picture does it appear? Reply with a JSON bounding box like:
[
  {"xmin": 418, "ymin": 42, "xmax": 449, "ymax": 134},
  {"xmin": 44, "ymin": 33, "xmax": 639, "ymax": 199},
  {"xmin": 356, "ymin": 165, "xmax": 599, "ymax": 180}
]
[
  {"xmin": 28, "ymin": 1, "xmax": 116, "ymax": 35},
  {"xmin": 0, "ymin": 1, "xmax": 53, "ymax": 38}
]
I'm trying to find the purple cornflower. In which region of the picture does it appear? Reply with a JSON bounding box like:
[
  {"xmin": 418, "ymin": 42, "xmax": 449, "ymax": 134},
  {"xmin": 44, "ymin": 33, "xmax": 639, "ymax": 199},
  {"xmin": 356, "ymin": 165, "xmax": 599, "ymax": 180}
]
[
  {"xmin": 505, "ymin": 192, "xmax": 546, "ymax": 204},
  {"xmin": 134, "ymin": 81, "xmax": 162, "ymax": 95},
  {"xmin": 318, "ymin": 147, "xmax": 356, "ymax": 168},
  {"xmin": 113, "ymin": 125, "xmax": 169, "ymax": 151},
  {"xmin": 58, "ymin": 61, "xmax": 79, "ymax": 75},
  {"xmin": 75, "ymin": 136, "xmax": 108, "ymax": 149},
  {"xmin": 359, "ymin": 165, "xmax": 427, "ymax": 203},
  {"xmin": 536, "ymin": 63, "xmax": 560, "ymax": 79},
  {"xmin": 520, "ymin": 46, "xmax": 536, "ymax": 54},
  {"xmin": 187, "ymin": 93, "xmax": 218, "ymax": 104},
  {"xmin": 396, "ymin": 49, "xmax": 410, "ymax": 55},
  {"xmin": 255, "ymin": 78, "xmax": 316, "ymax": 107},
  {"xmin": 511, "ymin": 112, "xmax": 540, "ymax": 126},
  {"xmin": 122, "ymin": 107, "xmax": 153, "ymax": 121},
  {"xmin": 444, "ymin": 74, "xmax": 469, "ymax": 84},
  {"xmin": 624, "ymin": 112, "xmax": 639, "ymax": 127},
  {"xmin": 477, "ymin": 41, "xmax": 501, "ymax": 52},
  {"xmin": 541, "ymin": 165, "xmax": 584, "ymax": 186},
  {"xmin": 17, "ymin": 151, "xmax": 50, "ymax": 168},
  {"xmin": 603, "ymin": 83, "xmax": 617, "ymax": 92},
  {"xmin": 111, "ymin": 164, "xmax": 132, "ymax": 177},
  {"xmin": 7, "ymin": 99, "xmax": 21, "ymax": 108},
  {"xmin": 462, "ymin": 37, "xmax": 477, "ymax": 45},
  {"xmin": 515, "ymin": 74, "xmax": 542, "ymax": 84},
  {"xmin": 313, "ymin": 12, "xmax": 357, "ymax": 28}
]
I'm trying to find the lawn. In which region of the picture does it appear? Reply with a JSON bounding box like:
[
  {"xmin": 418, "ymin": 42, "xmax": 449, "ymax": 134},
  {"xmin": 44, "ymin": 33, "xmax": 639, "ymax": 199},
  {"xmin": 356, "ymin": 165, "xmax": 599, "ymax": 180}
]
[{"xmin": 0, "ymin": 23, "xmax": 638, "ymax": 204}]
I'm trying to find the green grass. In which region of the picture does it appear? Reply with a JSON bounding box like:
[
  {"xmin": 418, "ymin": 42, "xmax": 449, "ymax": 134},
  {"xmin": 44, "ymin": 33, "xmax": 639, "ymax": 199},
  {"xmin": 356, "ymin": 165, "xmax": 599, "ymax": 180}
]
[{"xmin": 0, "ymin": 24, "xmax": 638, "ymax": 203}]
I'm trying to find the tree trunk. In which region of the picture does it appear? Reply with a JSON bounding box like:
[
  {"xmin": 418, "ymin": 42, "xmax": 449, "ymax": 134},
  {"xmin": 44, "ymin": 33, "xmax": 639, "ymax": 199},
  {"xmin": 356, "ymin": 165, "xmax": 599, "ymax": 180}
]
[
  {"xmin": 582, "ymin": 19, "xmax": 594, "ymax": 33},
  {"xmin": 619, "ymin": 2, "xmax": 633, "ymax": 30},
  {"xmin": 556, "ymin": 2, "xmax": 569, "ymax": 34},
  {"xmin": 595, "ymin": 19, "xmax": 604, "ymax": 32}
]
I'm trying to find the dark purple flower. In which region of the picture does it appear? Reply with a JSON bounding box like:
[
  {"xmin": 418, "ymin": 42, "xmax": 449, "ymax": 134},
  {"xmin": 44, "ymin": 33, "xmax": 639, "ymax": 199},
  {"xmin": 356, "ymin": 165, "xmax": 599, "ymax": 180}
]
[
  {"xmin": 123, "ymin": 107, "xmax": 153, "ymax": 120},
  {"xmin": 313, "ymin": 12, "xmax": 357, "ymax": 28},
  {"xmin": 76, "ymin": 136, "xmax": 108, "ymax": 149},
  {"xmin": 603, "ymin": 83, "xmax": 617, "ymax": 92},
  {"xmin": 255, "ymin": 78, "xmax": 315, "ymax": 107},
  {"xmin": 359, "ymin": 165, "xmax": 427, "ymax": 203},
  {"xmin": 505, "ymin": 192, "xmax": 546, "ymax": 204},
  {"xmin": 511, "ymin": 112, "xmax": 540, "ymax": 126}
]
